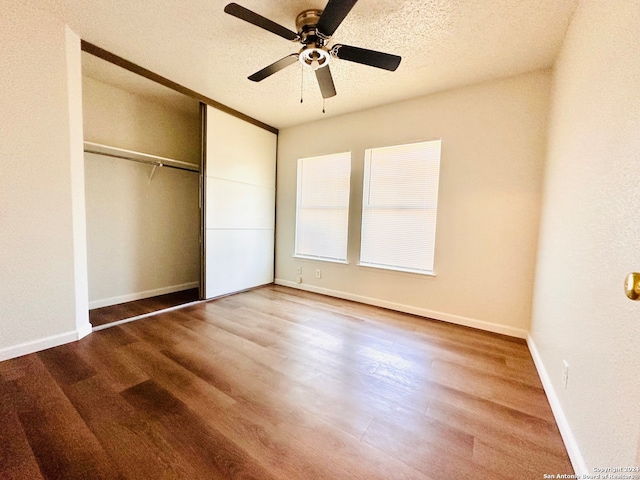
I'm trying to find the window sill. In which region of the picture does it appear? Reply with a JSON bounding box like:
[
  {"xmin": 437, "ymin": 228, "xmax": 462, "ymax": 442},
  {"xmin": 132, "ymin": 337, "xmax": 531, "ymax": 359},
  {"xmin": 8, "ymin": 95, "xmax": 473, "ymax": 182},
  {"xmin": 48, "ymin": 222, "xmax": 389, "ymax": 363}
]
[
  {"xmin": 293, "ymin": 255, "xmax": 349, "ymax": 265},
  {"xmin": 357, "ymin": 263, "xmax": 436, "ymax": 276}
]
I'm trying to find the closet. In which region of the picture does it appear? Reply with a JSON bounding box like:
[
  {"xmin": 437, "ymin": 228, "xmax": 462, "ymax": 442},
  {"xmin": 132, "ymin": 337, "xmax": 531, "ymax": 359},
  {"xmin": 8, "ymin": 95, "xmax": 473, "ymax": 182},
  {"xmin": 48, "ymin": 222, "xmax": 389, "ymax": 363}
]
[
  {"xmin": 82, "ymin": 52, "xmax": 202, "ymax": 326},
  {"xmin": 80, "ymin": 46, "xmax": 277, "ymax": 327}
]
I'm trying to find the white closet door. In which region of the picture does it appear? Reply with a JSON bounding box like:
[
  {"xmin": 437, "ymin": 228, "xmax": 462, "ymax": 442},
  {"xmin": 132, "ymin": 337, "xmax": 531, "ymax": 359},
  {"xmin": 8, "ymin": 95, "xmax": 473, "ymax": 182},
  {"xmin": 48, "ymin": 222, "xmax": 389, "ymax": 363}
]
[{"xmin": 204, "ymin": 106, "xmax": 276, "ymax": 299}]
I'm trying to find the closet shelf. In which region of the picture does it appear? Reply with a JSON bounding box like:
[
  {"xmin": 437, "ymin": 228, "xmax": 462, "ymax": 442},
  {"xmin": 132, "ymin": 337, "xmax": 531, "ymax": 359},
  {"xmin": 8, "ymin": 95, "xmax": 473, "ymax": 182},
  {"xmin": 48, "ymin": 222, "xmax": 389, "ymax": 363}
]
[{"xmin": 83, "ymin": 141, "xmax": 200, "ymax": 173}]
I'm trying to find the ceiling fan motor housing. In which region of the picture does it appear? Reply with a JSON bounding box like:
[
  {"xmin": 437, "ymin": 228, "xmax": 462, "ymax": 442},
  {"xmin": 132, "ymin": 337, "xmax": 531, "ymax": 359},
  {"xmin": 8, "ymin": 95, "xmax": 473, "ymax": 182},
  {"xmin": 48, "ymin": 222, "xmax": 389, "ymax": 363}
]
[{"xmin": 296, "ymin": 9, "xmax": 330, "ymax": 70}]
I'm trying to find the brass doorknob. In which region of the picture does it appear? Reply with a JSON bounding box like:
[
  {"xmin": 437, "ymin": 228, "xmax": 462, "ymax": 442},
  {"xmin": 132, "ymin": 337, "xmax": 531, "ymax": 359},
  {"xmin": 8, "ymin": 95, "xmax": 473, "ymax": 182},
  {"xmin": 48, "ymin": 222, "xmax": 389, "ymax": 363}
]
[{"xmin": 624, "ymin": 272, "xmax": 640, "ymax": 300}]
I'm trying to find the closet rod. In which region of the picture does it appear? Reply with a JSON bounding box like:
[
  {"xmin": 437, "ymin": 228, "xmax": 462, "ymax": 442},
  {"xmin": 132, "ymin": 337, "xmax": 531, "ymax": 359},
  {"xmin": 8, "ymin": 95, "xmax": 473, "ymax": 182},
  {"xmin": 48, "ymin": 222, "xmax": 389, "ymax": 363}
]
[{"xmin": 83, "ymin": 141, "xmax": 199, "ymax": 173}]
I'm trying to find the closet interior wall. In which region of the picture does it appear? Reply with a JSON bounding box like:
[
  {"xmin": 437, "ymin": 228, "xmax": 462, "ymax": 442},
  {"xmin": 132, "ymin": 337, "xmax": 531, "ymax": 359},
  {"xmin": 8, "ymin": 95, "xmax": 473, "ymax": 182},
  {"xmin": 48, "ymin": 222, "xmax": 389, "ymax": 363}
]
[{"xmin": 82, "ymin": 54, "xmax": 201, "ymax": 309}]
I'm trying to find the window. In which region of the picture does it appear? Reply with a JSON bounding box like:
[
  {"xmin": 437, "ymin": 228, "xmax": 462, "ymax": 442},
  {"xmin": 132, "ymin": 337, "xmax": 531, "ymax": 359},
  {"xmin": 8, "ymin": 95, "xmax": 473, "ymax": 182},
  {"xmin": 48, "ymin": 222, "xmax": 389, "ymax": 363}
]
[
  {"xmin": 359, "ymin": 140, "xmax": 441, "ymax": 274},
  {"xmin": 295, "ymin": 152, "xmax": 351, "ymax": 262}
]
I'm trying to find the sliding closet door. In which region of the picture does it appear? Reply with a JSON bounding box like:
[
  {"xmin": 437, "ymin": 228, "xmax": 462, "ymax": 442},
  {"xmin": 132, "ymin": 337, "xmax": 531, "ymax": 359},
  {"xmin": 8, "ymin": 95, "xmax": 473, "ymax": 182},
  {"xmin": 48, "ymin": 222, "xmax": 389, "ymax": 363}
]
[{"xmin": 204, "ymin": 106, "xmax": 277, "ymax": 299}]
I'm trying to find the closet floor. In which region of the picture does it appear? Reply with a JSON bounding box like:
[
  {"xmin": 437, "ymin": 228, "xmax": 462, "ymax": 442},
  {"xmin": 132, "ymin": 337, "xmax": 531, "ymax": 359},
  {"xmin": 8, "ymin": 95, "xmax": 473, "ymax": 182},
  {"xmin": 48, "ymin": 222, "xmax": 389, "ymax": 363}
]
[{"xmin": 89, "ymin": 288, "xmax": 200, "ymax": 327}]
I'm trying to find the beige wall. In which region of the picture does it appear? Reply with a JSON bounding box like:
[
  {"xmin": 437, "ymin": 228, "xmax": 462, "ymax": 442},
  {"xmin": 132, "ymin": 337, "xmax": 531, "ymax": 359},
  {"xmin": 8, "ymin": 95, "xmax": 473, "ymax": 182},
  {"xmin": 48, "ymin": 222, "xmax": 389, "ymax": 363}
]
[
  {"xmin": 276, "ymin": 70, "xmax": 551, "ymax": 337},
  {"xmin": 82, "ymin": 76, "xmax": 201, "ymax": 307},
  {"xmin": 530, "ymin": 0, "xmax": 640, "ymax": 472},
  {"xmin": 82, "ymin": 76, "xmax": 200, "ymax": 165},
  {"xmin": 0, "ymin": 3, "xmax": 89, "ymax": 357}
]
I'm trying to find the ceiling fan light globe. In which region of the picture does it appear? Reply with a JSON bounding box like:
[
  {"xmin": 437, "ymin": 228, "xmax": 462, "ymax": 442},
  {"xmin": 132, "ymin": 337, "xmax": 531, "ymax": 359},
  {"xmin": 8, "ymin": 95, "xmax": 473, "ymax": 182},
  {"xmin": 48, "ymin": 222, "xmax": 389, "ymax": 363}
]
[{"xmin": 299, "ymin": 46, "xmax": 330, "ymax": 70}]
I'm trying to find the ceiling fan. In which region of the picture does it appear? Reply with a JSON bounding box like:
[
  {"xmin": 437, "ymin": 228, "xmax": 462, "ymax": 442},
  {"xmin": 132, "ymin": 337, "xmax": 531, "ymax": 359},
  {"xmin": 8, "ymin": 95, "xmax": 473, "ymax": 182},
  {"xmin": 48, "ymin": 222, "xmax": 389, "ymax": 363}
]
[{"xmin": 224, "ymin": 0, "xmax": 402, "ymax": 99}]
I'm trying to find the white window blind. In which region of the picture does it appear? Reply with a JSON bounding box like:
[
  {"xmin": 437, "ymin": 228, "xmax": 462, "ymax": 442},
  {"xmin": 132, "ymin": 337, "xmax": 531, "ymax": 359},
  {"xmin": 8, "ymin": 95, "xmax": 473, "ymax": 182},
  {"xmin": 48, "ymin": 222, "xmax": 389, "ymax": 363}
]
[
  {"xmin": 295, "ymin": 152, "xmax": 351, "ymax": 262},
  {"xmin": 359, "ymin": 140, "xmax": 441, "ymax": 274}
]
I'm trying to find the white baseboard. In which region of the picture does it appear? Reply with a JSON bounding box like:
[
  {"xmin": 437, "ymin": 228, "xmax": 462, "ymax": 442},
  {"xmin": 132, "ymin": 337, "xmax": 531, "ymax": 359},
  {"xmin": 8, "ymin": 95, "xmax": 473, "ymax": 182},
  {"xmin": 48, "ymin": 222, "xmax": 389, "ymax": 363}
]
[
  {"xmin": 527, "ymin": 334, "xmax": 587, "ymax": 475},
  {"xmin": 274, "ymin": 279, "xmax": 528, "ymax": 339},
  {"xmin": 88, "ymin": 281, "xmax": 199, "ymax": 309},
  {"xmin": 0, "ymin": 327, "xmax": 90, "ymax": 362},
  {"xmin": 77, "ymin": 321, "xmax": 93, "ymax": 340}
]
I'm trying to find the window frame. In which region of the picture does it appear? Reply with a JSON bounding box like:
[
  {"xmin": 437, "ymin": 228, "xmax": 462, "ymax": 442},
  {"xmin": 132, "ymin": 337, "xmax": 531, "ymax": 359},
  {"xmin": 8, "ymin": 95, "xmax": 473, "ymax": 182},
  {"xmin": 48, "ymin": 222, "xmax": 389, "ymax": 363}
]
[
  {"xmin": 294, "ymin": 151, "xmax": 352, "ymax": 264},
  {"xmin": 358, "ymin": 139, "xmax": 442, "ymax": 276}
]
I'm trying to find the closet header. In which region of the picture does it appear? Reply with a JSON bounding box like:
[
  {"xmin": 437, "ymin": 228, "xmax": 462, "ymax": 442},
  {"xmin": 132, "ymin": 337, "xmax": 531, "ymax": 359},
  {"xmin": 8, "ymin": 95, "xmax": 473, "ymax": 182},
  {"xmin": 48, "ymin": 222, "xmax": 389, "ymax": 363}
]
[{"xmin": 84, "ymin": 141, "xmax": 200, "ymax": 173}]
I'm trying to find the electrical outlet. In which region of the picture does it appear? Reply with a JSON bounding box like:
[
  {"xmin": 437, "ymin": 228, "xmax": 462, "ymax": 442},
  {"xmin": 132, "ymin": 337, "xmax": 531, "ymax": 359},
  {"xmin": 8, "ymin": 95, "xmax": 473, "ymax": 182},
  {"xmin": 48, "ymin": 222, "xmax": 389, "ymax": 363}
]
[
  {"xmin": 296, "ymin": 276, "xmax": 302, "ymax": 284},
  {"xmin": 296, "ymin": 266, "xmax": 303, "ymax": 275},
  {"xmin": 315, "ymin": 268, "xmax": 321, "ymax": 279},
  {"xmin": 562, "ymin": 360, "xmax": 570, "ymax": 389}
]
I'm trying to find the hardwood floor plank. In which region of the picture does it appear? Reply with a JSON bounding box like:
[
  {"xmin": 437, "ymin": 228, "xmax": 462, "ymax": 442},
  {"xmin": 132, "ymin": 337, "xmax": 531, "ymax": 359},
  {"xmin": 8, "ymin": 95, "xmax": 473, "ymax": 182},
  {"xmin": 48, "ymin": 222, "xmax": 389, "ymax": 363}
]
[
  {"xmin": 120, "ymin": 340, "xmax": 236, "ymax": 410},
  {"xmin": 73, "ymin": 327, "xmax": 149, "ymax": 392},
  {"xmin": 266, "ymin": 285, "xmax": 426, "ymax": 332},
  {"xmin": 121, "ymin": 380, "xmax": 279, "ymax": 480},
  {"xmin": 12, "ymin": 355, "xmax": 120, "ymax": 480},
  {"xmin": 362, "ymin": 414, "xmax": 513, "ymax": 480},
  {"xmin": 121, "ymin": 311, "xmax": 203, "ymax": 349},
  {"xmin": 414, "ymin": 318, "xmax": 528, "ymax": 355},
  {"xmin": 282, "ymin": 359, "xmax": 430, "ymax": 428},
  {"xmin": 90, "ymin": 302, "xmax": 148, "ymax": 327},
  {"xmin": 62, "ymin": 374, "xmax": 203, "ymax": 479},
  {"xmin": 0, "ymin": 389, "xmax": 43, "ymax": 480},
  {"xmin": 0, "ymin": 355, "xmax": 41, "ymax": 382},
  {"xmin": 161, "ymin": 342, "xmax": 296, "ymax": 422},
  {"xmin": 37, "ymin": 345, "xmax": 96, "ymax": 386},
  {"xmin": 182, "ymin": 320, "xmax": 382, "ymax": 438},
  {"xmin": 186, "ymin": 303, "xmax": 282, "ymax": 348},
  {"xmin": 276, "ymin": 406, "xmax": 430, "ymax": 480},
  {"xmin": 428, "ymin": 358, "xmax": 554, "ymax": 421},
  {"xmin": 473, "ymin": 439, "xmax": 574, "ymax": 479},
  {"xmin": 168, "ymin": 309, "xmax": 288, "ymax": 368},
  {"xmin": 203, "ymin": 290, "xmax": 316, "ymax": 326},
  {"xmin": 426, "ymin": 389, "xmax": 566, "ymax": 454},
  {"xmin": 121, "ymin": 341, "xmax": 344, "ymax": 480},
  {"xmin": 209, "ymin": 403, "xmax": 348, "ymax": 480},
  {"xmin": 366, "ymin": 412, "xmax": 476, "ymax": 460}
]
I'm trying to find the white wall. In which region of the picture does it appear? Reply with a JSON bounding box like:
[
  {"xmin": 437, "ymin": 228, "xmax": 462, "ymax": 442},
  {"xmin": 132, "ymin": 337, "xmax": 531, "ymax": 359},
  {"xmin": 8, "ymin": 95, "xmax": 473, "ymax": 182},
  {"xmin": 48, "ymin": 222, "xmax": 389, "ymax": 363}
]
[
  {"xmin": 530, "ymin": 0, "xmax": 640, "ymax": 472},
  {"xmin": 82, "ymin": 76, "xmax": 201, "ymax": 307},
  {"xmin": 0, "ymin": 3, "xmax": 89, "ymax": 359},
  {"xmin": 276, "ymin": 70, "xmax": 552, "ymax": 337}
]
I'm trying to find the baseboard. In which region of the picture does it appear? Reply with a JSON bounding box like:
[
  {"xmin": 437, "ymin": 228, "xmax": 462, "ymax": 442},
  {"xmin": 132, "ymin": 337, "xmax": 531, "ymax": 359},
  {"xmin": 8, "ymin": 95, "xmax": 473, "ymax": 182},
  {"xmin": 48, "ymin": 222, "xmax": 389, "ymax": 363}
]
[
  {"xmin": 77, "ymin": 321, "xmax": 93, "ymax": 340},
  {"xmin": 274, "ymin": 279, "xmax": 528, "ymax": 339},
  {"xmin": 0, "ymin": 327, "xmax": 90, "ymax": 362},
  {"xmin": 527, "ymin": 334, "xmax": 587, "ymax": 475},
  {"xmin": 88, "ymin": 281, "xmax": 199, "ymax": 309}
]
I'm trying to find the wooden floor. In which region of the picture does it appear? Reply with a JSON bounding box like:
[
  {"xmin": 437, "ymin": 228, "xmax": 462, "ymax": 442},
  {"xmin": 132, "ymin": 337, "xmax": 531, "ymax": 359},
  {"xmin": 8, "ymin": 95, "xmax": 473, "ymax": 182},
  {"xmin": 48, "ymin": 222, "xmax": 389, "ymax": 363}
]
[
  {"xmin": 89, "ymin": 288, "xmax": 200, "ymax": 327},
  {"xmin": 0, "ymin": 285, "xmax": 573, "ymax": 479}
]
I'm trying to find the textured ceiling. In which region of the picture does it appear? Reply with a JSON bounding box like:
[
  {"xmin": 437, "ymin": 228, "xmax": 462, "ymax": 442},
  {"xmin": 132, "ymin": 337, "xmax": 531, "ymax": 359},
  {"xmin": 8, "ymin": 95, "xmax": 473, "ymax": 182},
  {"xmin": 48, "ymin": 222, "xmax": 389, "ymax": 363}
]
[{"xmin": 37, "ymin": 0, "xmax": 577, "ymax": 129}]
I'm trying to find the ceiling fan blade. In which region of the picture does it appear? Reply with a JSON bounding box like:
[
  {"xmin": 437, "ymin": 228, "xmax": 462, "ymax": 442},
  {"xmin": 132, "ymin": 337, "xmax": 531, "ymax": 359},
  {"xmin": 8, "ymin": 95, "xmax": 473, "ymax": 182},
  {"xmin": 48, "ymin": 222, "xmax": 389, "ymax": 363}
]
[
  {"xmin": 316, "ymin": 0, "xmax": 358, "ymax": 38},
  {"xmin": 248, "ymin": 54, "xmax": 299, "ymax": 82},
  {"xmin": 224, "ymin": 3, "xmax": 298, "ymax": 41},
  {"xmin": 331, "ymin": 44, "xmax": 401, "ymax": 71},
  {"xmin": 315, "ymin": 66, "xmax": 337, "ymax": 98}
]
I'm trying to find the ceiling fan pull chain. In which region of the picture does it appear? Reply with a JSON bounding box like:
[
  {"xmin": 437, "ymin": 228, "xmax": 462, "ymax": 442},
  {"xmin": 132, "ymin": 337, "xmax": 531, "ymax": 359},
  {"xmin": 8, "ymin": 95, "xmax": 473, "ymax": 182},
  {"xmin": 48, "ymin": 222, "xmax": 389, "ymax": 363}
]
[
  {"xmin": 300, "ymin": 66, "xmax": 304, "ymax": 103},
  {"xmin": 322, "ymin": 98, "xmax": 326, "ymax": 114}
]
